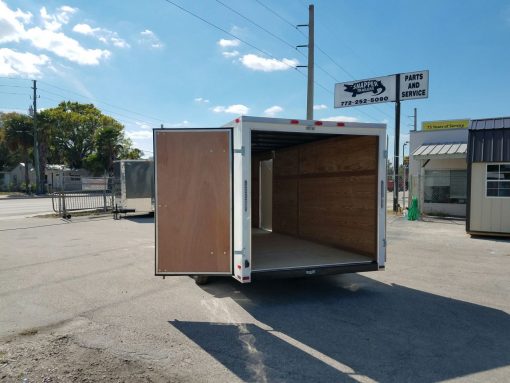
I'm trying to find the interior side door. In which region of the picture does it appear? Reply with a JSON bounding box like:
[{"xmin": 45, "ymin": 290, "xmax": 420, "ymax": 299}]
[{"xmin": 154, "ymin": 129, "xmax": 232, "ymax": 275}]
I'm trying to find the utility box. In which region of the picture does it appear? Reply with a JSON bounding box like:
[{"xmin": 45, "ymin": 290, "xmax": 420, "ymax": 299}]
[
  {"xmin": 154, "ymin": 116, "xmax": 387, "ymax": 283},
  {"xmin": 113, "ymin": 160, "xmax": 154, "ymax": 215}
]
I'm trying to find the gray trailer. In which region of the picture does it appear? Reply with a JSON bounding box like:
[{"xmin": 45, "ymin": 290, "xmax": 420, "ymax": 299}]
[
  {"xmin": 113, "ymin": 160, "xmax": 154, "ymax": 218},
  {"xmin": 154, "ymin": 116, "xmax": 387, "ymax": 284}
]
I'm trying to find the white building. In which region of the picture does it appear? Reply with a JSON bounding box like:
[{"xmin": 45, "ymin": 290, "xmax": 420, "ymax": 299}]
[{"xmin": 409, "ymin": 125, "xmax": 469, "ymax": 217}]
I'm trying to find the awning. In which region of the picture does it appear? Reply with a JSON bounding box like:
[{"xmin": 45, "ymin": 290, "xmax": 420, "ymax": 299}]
[{"xmin": 412, "ymin": 143, "xmax": 467, "ymax": 159}]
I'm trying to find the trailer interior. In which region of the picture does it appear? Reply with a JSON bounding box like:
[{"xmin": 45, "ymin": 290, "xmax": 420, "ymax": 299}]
[{"xmin": 250, "ymin": 130, "xmax": 379, "ymax": 274}]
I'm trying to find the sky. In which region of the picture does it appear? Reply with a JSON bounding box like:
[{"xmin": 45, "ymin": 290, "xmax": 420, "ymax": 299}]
[{"xmin": 1, "ymin": 0, "xmax": 510, "ymax": 159}]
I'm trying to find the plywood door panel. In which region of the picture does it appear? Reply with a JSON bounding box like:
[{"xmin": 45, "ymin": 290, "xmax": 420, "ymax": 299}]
[{"xmin": 155, "ymin": 130, "xmax": 231, "ymax": 274}]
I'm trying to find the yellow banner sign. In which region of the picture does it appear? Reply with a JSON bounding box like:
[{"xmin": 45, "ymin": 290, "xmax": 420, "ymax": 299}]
[{"xmin": 422, "ymin": 119, "xmax": 469, "ymax": 131}]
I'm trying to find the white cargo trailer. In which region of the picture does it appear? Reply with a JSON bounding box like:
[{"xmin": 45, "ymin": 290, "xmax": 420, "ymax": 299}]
[
  {"xmin": 154, "ymin": 116, "xmax": 387, "ymax": 283},
  {"xmin": 113, "ymin": 159, "xmax": 154, "ymax": 218}
]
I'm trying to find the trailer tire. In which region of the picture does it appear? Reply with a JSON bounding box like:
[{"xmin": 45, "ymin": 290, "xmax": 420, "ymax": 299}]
[{"xmin": 192, "ymin": 276, "xmax": 210, "ymax": 285}]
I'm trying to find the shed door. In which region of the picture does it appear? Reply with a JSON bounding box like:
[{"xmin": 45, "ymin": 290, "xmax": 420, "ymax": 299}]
[{"xmin": 155, "ymin": 129, "xmax": 232, "ymax": 275}]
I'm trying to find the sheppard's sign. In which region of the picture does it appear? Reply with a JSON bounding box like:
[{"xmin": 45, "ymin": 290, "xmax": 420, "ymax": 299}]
[
  {"xmin": 334, "ymin": 70, "xmax": 429, "ymax": 108},
  {"xmin": 334, "ymin": 75, "xmax": 396, "ymax": 108}
]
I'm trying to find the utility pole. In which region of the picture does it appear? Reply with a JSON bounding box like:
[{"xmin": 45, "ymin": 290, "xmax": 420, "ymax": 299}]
[
  {"xmin": 413, "ymin": 107, "xmax": 417, "ymax": 131},
  {"xmin": 393, "ymin": 74, "xmax": 401, "ymax": 213},
  {"xmin": 297, "ymin": 4, "xmax": 314, "ymax": 120},
  {"xmin": 32, "ymin": 80, "xmax": 41, "ymax": 194}
]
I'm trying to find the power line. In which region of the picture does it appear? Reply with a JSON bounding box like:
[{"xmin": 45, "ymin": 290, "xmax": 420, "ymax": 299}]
[
  {"xmin": 254, "ymin": 1, "xmax": 392, "ymax": 120},
  {"xmin": 38, "ymin": 80, "xmax": 164, "ymax": 123},
  {"xmin": 162, "ymin": 0, "xmax": 301, "ymax": 73},
  {"xmin": 162, "ymin": 0, "xmax": 340, "ymax": 108},
  {"xmin": 215, "ymin": 0, "xmax": 338, "ymax": 83},
  {"xmin": 38, "ymin": 92, "xmax": 158, "ymax": 129}
]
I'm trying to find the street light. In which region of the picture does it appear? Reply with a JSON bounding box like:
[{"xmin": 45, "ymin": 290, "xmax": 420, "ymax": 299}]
[{"xmin": 403, "ymin": 141, "xmax": 409, "ymax": 210}]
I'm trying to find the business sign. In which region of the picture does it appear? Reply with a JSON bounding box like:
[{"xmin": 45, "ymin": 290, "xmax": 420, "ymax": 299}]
[
  {"xmin": 422, "ymin": 119, "xmax": 469, "ymax": 131},
  {"xmin": 334, "ymin": 70, "xmax": 429, "ymax": 108},
  {"xmin": 334, "ymin": 75, "xmax": 396, "ymax": 108},
  {"xmin": 400, "ymin": 70, "xmax": 429, "ymax": 101}
]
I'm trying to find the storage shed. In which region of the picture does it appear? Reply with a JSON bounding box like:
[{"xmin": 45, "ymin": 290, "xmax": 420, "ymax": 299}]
[{"xmin": 467, "ymin": 117, "xmax": 510, "ymax": 236}]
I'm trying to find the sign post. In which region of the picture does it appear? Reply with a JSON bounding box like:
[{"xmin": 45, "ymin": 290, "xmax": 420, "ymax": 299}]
[
  {"xmin": 334, "ymin": 70, "xmax": 429, "ymax": 212},
  {"xmin": 394, "ymin": 74, "xmax": 401, "ymax": 213}
]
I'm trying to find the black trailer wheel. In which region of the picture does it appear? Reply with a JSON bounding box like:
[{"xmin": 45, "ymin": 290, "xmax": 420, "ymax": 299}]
[{"xmin": 192, "ymin": 276, "xmax": 210, "ymax": 285}]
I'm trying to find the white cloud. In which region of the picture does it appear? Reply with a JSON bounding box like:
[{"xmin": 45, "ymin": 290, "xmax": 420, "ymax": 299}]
[
  {"xmin": 126, "ymin": 130, "xmax": 152, "ymax": 140},
  {"xmin": 0, "ymin": 48, "xmax": 50, "ymax": 76},
  {"xmin": 135, "ymin": 121, "xmax": 151, "ymax": 130},
  {"xmin": 321, "ymin": 116, "xmax": 359, "ymax": 122},
  {"xmin": 40, "ymin": 5, "xmax": 77, "ymax": 32},
  {"xmin": 313, "ymin": 104, "xmax": 327, "ymax": 110},
  {"xmin": 139, "ymin": 29, "xmax": 163, "ymax": 49},
  {"xmin": 0, "ymin": 0, "xmax": 32, "ymax": 43},
  {"xmin": 0, "ymin": 2, "xmax": 111, "ymax": 68},
  {"xmin": 264, "ymin": 105, "xmax": 283, "ymax": 117},
  {"xmin": 73, "ymin": 23, "xmax": 129, "ymax": 48},
  {"xmin": 218, "ymin": 38, "xmax": 240, "ymax": 48},
  {"xmin": 25, "ymin": 27, "xmax": 110, "ymax": 65},
  {"xmin": 212, "ymin": 104, "xmax": 249, "ymax": 115},
  {"xmin": 72, "ymin": 23, "xmax": 98, "ymax": 35},
  {"xmin": 194, "ymin": 97, "xmax": 210, "ymax": 104},
  {"xmin": 240, "ymin": 54, "xmax": 298, "ymax": 72},
  {"xmin": 222, "ymin": 50, "xmax": 239, "ymax": 58}
]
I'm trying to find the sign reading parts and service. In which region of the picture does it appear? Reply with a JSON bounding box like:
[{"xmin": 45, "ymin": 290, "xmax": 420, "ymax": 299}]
[
  {"xmin": 422, "ymin": 119, "xmax": 470, "ymax": 131},
  {"xmin": 334, "ymin": 75, "xmax": 396, "ymax": 108},
  {"xmin": 400, "ymin": 70, "xmax": 429, "ymax": 101}
]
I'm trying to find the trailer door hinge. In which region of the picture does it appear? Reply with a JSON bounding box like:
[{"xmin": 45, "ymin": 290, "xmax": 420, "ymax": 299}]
[
  {"xmin": 234, "ymin": 147, "xmax": 245, "ymax": 155},
  {"xmin": 383, "ymin": 239, "xmax": 387, "ymax": 247}
]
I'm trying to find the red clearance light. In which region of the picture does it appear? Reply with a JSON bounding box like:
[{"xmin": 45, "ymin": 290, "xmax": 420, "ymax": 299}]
[
  {"xmin": 290, "ymin": 119, "xmax": 300, "ymax": 124},
  {"xmin": 314, "ymin": 121, "xmax": 323, "ymax": 126},
  {"xmin": 235, "ymin": 118, "xmax": 240, "ymax": 123},
  {"xmin": 237, "ymin": 265, "xmax": 241, "ymax": 269},
  {"xmin": 336, "ymin": 122, "xmax": 345, "ymax": 127}
]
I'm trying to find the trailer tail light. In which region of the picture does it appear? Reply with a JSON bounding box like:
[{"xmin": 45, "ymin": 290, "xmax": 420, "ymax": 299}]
[
  {"xmin": 290, "ymin": 119, "xmax": 299, "ymax": 124},
  {"xmin": 242, "ymin": 276, "xmax": 250, "ymax": 281},
  {"xmin": 336, "ymin": 122, "xmax": 345, "ymax": 127},
  {"xmin": 314, "ymin": 121, "xmax": 323, "ymax": 126}
]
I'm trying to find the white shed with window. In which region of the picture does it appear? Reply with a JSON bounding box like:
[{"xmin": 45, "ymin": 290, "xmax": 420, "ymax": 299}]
[{"xmin": 467, "ymin": 117, "xmax": 510, "ymax": 235}]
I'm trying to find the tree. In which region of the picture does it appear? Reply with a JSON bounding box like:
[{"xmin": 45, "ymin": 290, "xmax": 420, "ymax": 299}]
[
  {"xmin": 0, "ymin": 113, "xmax": 22, "ymax": 171},
  {"xmin": 3, "ymin": 113, "xmax": 33, "ymax": 192},
  {"xmin": 42, "ymin": 102, "xmax": 104, "ymax": 169}
]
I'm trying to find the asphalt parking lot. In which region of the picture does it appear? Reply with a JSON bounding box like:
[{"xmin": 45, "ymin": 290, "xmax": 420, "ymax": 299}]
[{"xmin": 0, "ymin": 211, "xmax": 509, "ymax": 382}]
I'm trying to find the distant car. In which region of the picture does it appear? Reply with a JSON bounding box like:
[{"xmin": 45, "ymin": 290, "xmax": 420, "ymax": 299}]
[{"xmin": 387, "ymin": 178, "xmax": 408, "ymax": 192}]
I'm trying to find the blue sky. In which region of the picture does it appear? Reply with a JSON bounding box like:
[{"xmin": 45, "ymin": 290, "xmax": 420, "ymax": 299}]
[{"xmin": 1, "ymin": 0, "xmax": 510, "ymax": 158}]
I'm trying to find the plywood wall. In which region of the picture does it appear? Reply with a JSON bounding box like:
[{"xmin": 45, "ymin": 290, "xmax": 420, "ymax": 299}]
[{"xmin": 272, "ymin": 135, "xmax": 379, "ymax": 259}]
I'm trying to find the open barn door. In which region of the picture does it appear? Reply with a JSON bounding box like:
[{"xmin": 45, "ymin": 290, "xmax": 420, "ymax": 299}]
[{"xmin": 154, "ymin": 129, "xmax": 232, "ymax": 275}]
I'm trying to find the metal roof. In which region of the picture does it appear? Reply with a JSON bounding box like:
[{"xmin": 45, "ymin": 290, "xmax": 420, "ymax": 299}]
[
  {"xmin": 469, "ymin": 117, "xmax": 510, "ymax": 130},
  {"xmin": 412, "ymin": 143, "xmax": 467, "ymax": 159},
  {"xmin": 467, "ymin": 117, "xmax": 510, "ymax": 162},
  {"xmin": 468, "ymin": 128, "xmax": 510, "ymax": 163}
]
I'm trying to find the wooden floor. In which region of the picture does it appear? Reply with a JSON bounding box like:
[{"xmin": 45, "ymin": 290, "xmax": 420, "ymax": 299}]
[{"xmin": 251, "ymin": 229, "xmax": 373, "ymax": 271}]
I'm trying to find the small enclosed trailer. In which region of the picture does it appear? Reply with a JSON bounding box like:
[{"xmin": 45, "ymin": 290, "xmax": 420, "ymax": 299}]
[
  {"xmin": 113, "ymin": 159, "xmax": 154, "ymax": 217},
  {"xmin": 154, "ymin": 116, "xmax": 387, "ymax": 283}
]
